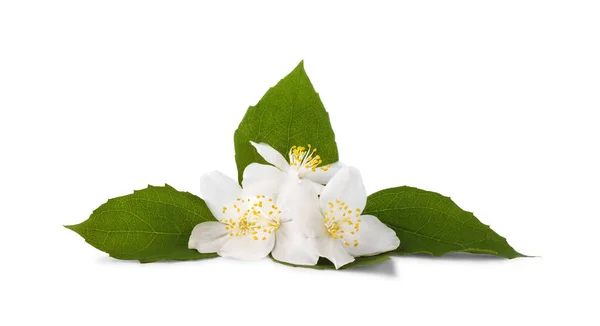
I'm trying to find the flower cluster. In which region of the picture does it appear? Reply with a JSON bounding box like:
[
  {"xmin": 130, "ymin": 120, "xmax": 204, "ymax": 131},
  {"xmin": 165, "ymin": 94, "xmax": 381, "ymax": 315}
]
[{"xmin": 188, "ymin": 142, "xmax": 400, "ymax": 268}]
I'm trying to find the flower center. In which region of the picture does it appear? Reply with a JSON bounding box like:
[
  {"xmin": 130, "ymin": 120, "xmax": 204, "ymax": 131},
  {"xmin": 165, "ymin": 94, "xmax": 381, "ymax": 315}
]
[
  {"xmin": 323, "ymin": 199, "xmax": 362, "ymax": 247},
  {"xmin": 288, "ymin": 144, "xmax": 331, "ymax": 173},
  {"xmin": 325, "ymin": 220, "xmax": 340, "ymax": 237},
  {"xmin": 236, "ymin": 216, "xmax": 256, "ymax": 234},
  {"xmin": 220, "ymin": 194, "xmax": 282, "ymax": 241}
]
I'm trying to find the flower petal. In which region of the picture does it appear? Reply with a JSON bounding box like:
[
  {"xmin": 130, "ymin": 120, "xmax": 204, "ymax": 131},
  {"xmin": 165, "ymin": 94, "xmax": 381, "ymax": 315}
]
[
  {"xmin": 307, "ymin": 180, "xmax": 325, "ymax": 196},
  {"xmin": 200, "ymin": 171, "xmax": 242, "ymax": 220},
  {"xmin": 319, "ymin": 167, "xmax": 367, "ymax": 214},
  {"xmin": 241, "ymin": 163, "xmax": 286, "ymax": 194},
  {"xmin": 188, "ymin": 222, "xmax": 230, "ymax": 253},
  {"xmin": 250, "ymin": 141, "xmax": 289, "ymax": 171},
  {"xmin": 317, "ymin": 236, "xmax": 355, "ymax": 269},
  {"xmin": 344, "ymin": 214, "xmax": 400, "ymax": 257},
  {"xmin": 272, "ymin": 221, "xmax": 319, "ymax": 266},
  {"xmin": 303, "ymin": 161, "xmax": 344, "ymax": 185},
  {"xmin": 280, "ymin": 180, "xmax": 326, "ymax": 237},
  {"xmin": 218, "ymin": 234, "xmax": 275, "ymax": 260},
  {"xmin": 241, "ymin": 163, "xmax": 287, "ymax": 201}
]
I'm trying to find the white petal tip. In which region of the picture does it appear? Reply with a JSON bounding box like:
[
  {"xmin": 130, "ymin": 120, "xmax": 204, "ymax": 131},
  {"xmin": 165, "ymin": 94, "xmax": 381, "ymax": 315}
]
[
  {"xmin": 392, "ymin": 238, "xmax": 401, "ymax": 250},
  {"xmin": 333, "ymin": 258, "xmax": 355, "ymax": 270}
]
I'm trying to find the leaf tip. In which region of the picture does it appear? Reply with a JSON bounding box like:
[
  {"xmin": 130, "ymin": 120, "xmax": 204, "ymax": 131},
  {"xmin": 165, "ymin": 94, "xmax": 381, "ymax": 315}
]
[
  {"xmin": 64, "ymin": 224, "xmax": 83, "ymax": 236},
  {"xmin": 293, "ymin": 60, "xmax": 306, "ymax": 74},
  {"xmin": 510, "ymin": 251, "xmax": 532, "ymax": 259}
]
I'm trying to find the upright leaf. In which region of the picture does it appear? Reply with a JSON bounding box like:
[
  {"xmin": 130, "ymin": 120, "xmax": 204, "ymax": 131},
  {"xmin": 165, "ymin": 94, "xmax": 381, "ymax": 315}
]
[
  {"xmin": 234, "ymin": 61, "xmax": 339, "ymax": 183},
  {"xmin": 65, "ymin": 185, "xmax": 218, "ymax": 263},
  {"xmin": 364, "ymin": 187, "xmax": 525, "ymax": 259}
]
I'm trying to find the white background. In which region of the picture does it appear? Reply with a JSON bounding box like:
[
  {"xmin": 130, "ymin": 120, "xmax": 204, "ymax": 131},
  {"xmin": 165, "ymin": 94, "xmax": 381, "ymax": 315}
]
[{"xmin": 1, "ymin": 1, "xmax": 598, "ymax": 325}]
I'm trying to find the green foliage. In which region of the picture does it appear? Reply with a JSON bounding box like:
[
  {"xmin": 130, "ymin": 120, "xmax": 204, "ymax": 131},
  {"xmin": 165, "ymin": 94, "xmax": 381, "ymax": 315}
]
[
  {"xmin": 67, "ymin": 61, "xmax": 527, "ymax": 268},
  {"xmin": 65, "ymin": 185, "xmax": 218, "ymax": 263},
  {"xmin": 364, "ymin": 187, "xmax": 524, "ymax": 259},
  {"xmin": 234, "ymin": 61, "xmax": 339, "ymax": 183}
]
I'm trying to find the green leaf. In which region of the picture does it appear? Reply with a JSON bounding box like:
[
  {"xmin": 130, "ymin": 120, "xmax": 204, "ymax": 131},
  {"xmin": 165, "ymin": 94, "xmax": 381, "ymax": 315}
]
[
  {"xmin": 234, "ymin": 60, "xmax": 339, "ymax": 183},
  {"xmin": 271, "ymin": 254, "xmax": 390, "ymax": 270},
  {"xmin": 65, "ymin": 184, "xmax": 218, "ymax": 263},
  {"xmin": 364, "ymin": 187, "xmax": 525, "ymax": 259}
]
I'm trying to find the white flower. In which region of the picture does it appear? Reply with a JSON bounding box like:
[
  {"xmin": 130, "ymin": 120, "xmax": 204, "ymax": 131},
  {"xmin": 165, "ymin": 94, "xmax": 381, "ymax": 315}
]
[
  {"xmin": 291, "ymin": 167, "xmax": 400, "ymax": 269},
  {"xmin": 243, "ymin": 141, "xmax": 343, "ymax": 194},
  {"xmin": 188, "ymin": 171, "xmax": 318, "ymax": 265}
]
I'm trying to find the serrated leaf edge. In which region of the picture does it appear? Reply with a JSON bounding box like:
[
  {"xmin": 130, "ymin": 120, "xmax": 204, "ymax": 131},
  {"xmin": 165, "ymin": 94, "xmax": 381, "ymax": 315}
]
[{"xmin": 64, "ymin": 184, "xmax": 219, "ymax": 263}]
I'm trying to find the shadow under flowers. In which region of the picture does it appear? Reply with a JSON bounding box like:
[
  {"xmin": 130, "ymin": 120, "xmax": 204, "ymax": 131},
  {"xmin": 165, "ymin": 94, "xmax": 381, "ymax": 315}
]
[
  {"xmin": 401, "ymin": 252, "xmax": 511, "ymax": 262},
  {"xmin": 342, "ymin": 258, "xmax": 398, "ymax": 277}
]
